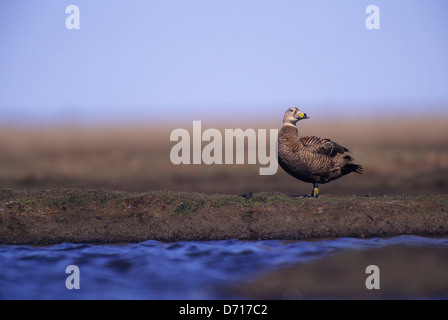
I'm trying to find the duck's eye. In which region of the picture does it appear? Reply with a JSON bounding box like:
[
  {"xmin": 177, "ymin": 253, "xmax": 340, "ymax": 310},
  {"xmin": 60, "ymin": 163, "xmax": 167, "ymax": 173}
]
[{"xmin": 299, "ymin": 113, "xmax": 304, "ymax": 118}]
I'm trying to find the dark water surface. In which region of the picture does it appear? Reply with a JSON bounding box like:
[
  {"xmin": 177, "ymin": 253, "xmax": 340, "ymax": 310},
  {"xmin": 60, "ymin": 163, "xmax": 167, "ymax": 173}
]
[{"xmin": 1, "ymin": 236, "xmax": 448, "ymax": 300}]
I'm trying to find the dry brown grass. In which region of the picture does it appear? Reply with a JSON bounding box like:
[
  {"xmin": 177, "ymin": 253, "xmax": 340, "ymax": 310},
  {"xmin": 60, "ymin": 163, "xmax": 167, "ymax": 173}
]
[{"xmin": 1, "ymin": 117, "xmax": 447, "ymax": 196}]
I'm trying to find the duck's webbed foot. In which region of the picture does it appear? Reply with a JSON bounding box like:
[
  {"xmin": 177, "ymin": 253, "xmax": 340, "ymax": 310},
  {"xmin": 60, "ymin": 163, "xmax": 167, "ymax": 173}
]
[
  {"xmin": 311, "ymin": 183, "xmax": 319, "ymax": 198},
  {"xmin": 291, "ymin": 184, "xmax": 319, "ymax": 198}
]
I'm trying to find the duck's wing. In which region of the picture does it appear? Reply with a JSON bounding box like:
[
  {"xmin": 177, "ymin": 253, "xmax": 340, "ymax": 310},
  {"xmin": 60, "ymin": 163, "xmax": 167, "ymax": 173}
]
[{"xmin": 300, "ymin": 136, "xmax": 349, "ymax": 158}]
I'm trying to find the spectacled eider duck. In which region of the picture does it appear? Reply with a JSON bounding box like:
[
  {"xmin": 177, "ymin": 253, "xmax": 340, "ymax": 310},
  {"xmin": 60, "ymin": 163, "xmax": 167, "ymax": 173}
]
[{"xmin": 277, "ymin": 107, "xmax": 363, "ymax": 197}]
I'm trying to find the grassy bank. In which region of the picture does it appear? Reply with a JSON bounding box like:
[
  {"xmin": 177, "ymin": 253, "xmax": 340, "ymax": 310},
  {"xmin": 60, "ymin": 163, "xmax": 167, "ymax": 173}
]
[{"xmin": 1, "ymin": 188, "xmax": 447, "ymax": 245}]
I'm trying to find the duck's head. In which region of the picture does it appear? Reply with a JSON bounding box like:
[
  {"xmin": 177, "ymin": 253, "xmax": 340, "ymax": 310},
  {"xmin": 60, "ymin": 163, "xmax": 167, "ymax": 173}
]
[{"xmin": 283, "ymin": 107, "xmax": 309, "ymax": 126}]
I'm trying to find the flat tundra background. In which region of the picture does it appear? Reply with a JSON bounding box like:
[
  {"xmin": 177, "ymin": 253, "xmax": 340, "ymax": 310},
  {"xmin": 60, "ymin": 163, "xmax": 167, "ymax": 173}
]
[{"xmin": 1, "ymin": 117, "xmax": 447, "ymax": 196}]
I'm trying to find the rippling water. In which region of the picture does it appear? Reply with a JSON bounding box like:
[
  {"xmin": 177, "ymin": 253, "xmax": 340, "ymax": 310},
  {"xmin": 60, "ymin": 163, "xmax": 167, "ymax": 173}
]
[{"xmin": 1, "ymin": 236, "xmax": 448, "ymax": 300}]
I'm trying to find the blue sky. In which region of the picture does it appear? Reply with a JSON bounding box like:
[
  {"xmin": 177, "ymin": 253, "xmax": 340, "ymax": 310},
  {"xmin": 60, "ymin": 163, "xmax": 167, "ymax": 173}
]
[{"xmin": 0, "ymin": 1, "xmax": 447, "ymax": 125}]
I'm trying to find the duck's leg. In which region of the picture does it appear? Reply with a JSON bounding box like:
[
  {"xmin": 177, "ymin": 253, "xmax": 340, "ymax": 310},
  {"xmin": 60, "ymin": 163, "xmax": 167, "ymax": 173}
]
[{"xmin": 312, "ymin": 183, "xmax": 319, "ymax": 198}]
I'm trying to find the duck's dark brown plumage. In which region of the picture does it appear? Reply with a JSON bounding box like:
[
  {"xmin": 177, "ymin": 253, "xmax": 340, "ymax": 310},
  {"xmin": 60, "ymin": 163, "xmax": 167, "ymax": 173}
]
[{"xmin": 277, "ymin": 107, "xmax": 363, "ymax": 197}]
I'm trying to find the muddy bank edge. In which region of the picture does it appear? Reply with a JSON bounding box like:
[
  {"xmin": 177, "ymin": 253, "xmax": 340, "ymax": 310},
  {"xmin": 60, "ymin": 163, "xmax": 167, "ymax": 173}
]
[{"xmin": 0, "ymin": 189, "xmax": 447, "ymax": 245}]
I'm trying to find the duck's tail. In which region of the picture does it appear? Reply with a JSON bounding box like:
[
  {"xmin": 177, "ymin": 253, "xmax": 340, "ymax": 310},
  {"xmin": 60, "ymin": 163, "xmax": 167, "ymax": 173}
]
[{"xmin": 342, "ymin": 163, "xmax": 363, "ymax": 175}]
